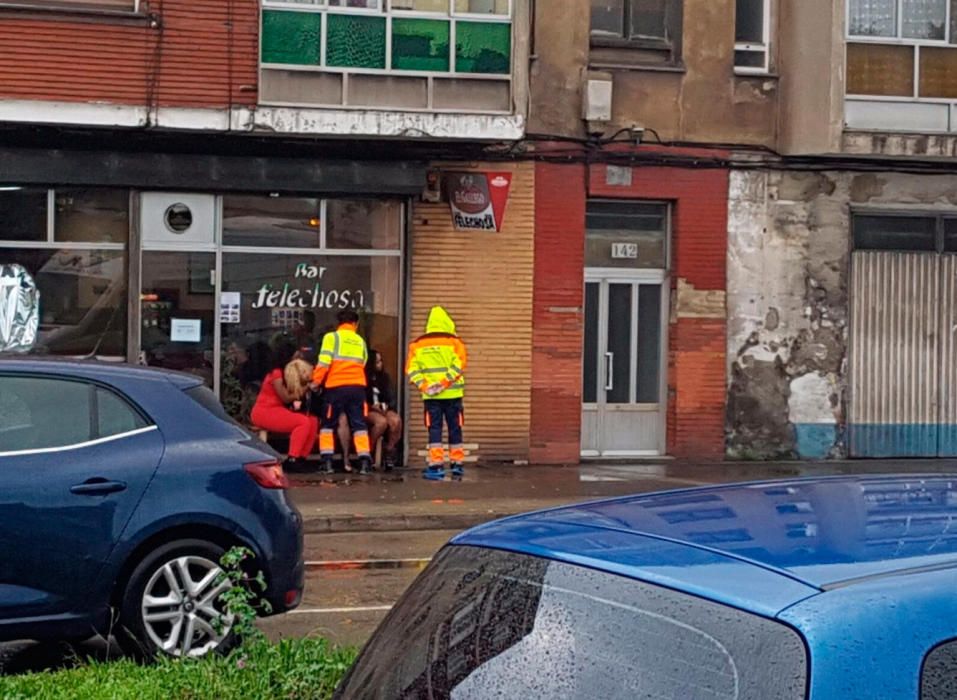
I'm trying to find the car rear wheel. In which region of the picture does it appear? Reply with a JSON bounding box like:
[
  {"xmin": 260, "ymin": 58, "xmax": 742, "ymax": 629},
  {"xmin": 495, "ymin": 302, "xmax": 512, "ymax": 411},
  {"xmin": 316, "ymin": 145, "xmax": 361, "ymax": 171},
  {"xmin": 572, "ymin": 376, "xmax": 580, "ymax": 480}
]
[{"xmin": 118, "ymin": 539, "xmax": 237, "ymax": 658}]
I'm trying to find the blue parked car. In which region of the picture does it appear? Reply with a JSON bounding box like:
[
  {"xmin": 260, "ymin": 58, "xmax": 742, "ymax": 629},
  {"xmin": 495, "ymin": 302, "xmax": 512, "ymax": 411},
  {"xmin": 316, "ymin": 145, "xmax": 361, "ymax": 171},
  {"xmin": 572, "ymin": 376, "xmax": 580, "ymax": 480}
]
[
  {"xmin": 0, "ymin": 358, "xmax": 303, "ymax": 658},
  {"xmin": 337, "ymin": 475, "xmax": 957, "ymax": 699}
]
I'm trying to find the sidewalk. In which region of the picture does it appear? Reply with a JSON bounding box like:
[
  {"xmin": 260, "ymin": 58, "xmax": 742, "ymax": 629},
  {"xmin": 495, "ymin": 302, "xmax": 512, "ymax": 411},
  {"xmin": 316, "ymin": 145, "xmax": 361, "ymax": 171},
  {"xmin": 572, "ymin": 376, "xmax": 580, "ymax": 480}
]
[{"xmin": 289, "ymin": 459, "xmax": 957, "ymax": 534}]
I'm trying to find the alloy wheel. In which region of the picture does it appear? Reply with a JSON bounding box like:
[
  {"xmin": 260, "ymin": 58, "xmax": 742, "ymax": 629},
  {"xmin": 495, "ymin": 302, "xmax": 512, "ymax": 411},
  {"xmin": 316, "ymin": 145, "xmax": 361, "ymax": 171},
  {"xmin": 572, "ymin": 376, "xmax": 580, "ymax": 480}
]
[{"xmin": 140, "ymin": 555, "xmax": 234, "ymax": 657}]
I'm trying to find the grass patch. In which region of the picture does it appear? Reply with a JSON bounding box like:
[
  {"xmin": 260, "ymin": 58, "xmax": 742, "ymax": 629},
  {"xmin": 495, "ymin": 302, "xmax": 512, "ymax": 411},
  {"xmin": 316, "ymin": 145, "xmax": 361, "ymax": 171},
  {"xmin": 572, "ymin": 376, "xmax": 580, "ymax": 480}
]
[{"xmin": 0, "ymin": 638, "xmax": 357, "ymax": 700}]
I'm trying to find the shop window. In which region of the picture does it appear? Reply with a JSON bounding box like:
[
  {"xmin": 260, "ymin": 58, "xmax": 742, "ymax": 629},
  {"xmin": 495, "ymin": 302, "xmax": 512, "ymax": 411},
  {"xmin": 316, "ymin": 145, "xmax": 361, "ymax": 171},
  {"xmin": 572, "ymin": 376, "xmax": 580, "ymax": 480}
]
[
  {"xmin": 259, "ymin": 0, "xmax": 512, "ymax": 112},
  {"xmin": 326, "ymin": 200, "xmax": 402, "ymax": 250},
  {"xmin": 0, "ymin": 248, "xmax": 127, "ymax": 358},
  {"xmin": 734, "ymin": 0, "xmax": 770, "ymax": 73},
  {"xmin": 222, "ymin": 196, "xmax": 322, "ymax": 249},
  {"xmin": 0, "ymin": 187, "xmax": 48, "ymax": 243},
  {"xmin": 847, "ymin": 0, "xmax": 957, "ymax": 131},
  {"xmin": 585, "ymin": 200, "xmax": 669, "ymax": 269},
  {"xmin": 54, "ymin": 189, "xmax": 129, "ymax": 244},
  {"xmin": 220, "ymin": 252, "xmax": 401, "ymax": 423}
]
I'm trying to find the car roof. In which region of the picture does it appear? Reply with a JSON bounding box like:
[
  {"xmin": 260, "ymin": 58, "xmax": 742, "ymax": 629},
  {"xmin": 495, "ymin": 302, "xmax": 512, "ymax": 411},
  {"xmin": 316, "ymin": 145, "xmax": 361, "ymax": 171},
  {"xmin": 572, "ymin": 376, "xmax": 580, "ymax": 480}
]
[
  {"xmin": 0, "ymin": 356, "xmax": 204, "ymax": 389},
  {"xmin": 454, "ymin": 474, "xmax": 957, "ymax": 615}
]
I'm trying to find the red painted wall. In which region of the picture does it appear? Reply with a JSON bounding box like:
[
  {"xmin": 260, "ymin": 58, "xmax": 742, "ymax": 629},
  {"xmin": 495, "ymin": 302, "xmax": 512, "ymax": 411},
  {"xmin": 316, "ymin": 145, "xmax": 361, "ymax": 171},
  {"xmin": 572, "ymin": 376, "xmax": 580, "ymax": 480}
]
[
  {"xmin": 588, "ymin": 156, "xmax": 729, "ymax": 459},
  {"xmin": 0, "ymin": 0, "xmax": 258, "ymax": 108},
  {"xmin": 532, "ymin": 150, "xmax": 728, "ymax": 462},
  {"xmin": 530, "ymin": 162, "xmax": 587, "ymax": 464}
]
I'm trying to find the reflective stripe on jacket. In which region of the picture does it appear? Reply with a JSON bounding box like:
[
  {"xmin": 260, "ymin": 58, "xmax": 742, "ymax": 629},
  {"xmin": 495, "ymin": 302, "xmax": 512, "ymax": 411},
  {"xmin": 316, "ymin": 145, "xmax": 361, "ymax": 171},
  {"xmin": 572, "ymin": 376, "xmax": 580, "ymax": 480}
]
[
  {"xmin": 312, "ymin": 323, "xmax": 368, "ymax": 388},
  {"xmin": 406, "ymin": 307, "xmax": 467, "ymax": 400}
]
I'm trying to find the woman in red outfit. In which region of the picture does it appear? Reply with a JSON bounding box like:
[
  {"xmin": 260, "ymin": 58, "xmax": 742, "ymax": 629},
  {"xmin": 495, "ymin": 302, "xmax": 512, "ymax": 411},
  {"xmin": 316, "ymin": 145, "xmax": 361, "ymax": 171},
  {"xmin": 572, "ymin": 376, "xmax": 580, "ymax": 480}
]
[{"xmin": 251, "ymin": 342, "xmax": 318, "ymax": 472}]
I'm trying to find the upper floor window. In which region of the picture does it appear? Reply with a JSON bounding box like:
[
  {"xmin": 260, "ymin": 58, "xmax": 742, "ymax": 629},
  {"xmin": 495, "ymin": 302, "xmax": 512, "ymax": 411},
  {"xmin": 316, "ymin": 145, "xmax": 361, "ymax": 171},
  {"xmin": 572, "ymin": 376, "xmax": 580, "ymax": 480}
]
[
  {"xmin": 846, "ymin": 0, "xmax": 957, "ymax": 132},
  {"xmin": 590, "ymin": 0, "xmax": 668, "ymax": 41},
  {"xmin": 588, "ymin": 0, "xmax": 682, "ymax": 67},
  {"xmin": 734, "ymin": 0, "xmax": 770, "ymax": 73},
  {"xmin": 260, "ymin": 0, "xmax": 513, "ymax": 112}
]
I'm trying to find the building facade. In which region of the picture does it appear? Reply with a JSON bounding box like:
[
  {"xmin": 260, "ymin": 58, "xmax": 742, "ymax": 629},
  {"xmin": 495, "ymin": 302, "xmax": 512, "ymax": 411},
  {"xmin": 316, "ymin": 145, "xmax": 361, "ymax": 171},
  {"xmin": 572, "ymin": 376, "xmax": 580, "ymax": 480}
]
[
  {"xmin": 0, "ymin": 0, "xmax": 537, "ymax": 463},
  {"xmin": 7, "ymin": 0, "xmax": 951, "ymax": 464},
  {"xmin": 728, "ymin": 0, "xmax": 957, "ymax": 460},
  {"xmin": 527, "ymin": 0, "xmax": 769, "ymax": 461}
]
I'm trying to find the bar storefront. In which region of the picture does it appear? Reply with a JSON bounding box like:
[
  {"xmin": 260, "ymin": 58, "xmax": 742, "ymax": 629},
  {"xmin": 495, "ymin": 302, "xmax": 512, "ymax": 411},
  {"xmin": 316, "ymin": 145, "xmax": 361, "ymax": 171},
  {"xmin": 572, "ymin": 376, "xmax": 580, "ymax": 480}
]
[{"xmin": 0, "ymin": 185, "xmax": 406, "ymax": 427}]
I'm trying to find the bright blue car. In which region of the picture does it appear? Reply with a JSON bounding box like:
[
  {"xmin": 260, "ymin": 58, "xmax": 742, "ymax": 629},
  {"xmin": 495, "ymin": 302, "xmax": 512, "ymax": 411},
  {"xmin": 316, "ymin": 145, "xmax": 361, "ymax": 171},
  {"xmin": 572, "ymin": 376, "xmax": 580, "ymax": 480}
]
[
  {"xmin": 338, "ymin": 475, "xmax": 957, "ymax": 699},
  {"xmin": 0, "ymin": 358, "xmax": 303, "ymax": 658}
]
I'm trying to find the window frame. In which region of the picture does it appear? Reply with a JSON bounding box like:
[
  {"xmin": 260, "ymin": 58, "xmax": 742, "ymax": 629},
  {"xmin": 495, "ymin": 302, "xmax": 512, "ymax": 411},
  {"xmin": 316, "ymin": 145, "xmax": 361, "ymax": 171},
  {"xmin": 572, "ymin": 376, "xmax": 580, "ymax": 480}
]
[
  {"xmin": 259, "ymin": 0, "xmax": 514, "ymax": 102},
  {"xmin": 0, "ymin": 373, "xmax": 155, "ymax": 458},
  {"xmin": 851, "ymin": 209, "xmax": 957, "ymax": 252},
  {"xmin": 0, "ymin": 0, "xmax": 144, "ymax": 15},
  {"xmin": 589, "ymin": 0, "xmax": 680, "ymax": 49},
  {"xmin": 846, "ymin": 0, "xmax": 957, "ymax": 112},
  {"xmin": 734, "ymin": 0, "xmax": 771, "ymax": 75}
]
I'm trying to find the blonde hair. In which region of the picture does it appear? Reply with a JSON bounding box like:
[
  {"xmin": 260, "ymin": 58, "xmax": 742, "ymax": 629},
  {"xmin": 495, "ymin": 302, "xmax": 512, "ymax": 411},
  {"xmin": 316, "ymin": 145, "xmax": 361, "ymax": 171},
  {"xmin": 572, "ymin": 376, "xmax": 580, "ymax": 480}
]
[{"xmin": 284, "ymin": 359, "xmax": 313, "ymax": 400}]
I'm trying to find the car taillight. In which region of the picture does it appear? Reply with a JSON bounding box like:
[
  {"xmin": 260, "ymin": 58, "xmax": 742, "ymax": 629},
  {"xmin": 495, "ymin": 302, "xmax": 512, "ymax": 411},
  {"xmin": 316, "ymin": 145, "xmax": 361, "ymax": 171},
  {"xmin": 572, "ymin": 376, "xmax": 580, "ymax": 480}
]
[{"xmin": 244, "ymin": 461, "xmax": 290, "ymax": 490}]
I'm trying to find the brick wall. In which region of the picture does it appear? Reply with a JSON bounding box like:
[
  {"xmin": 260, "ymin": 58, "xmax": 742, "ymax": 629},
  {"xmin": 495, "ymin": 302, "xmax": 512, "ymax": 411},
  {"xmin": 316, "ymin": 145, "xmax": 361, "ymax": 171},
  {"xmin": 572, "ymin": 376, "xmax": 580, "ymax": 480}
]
[
  {"xmin": 408, "ymin": 162, "xmax": 535, "ymax": 463},
  {"xmin": 0, "ymin": 0, "xmax": 259, "ymax": 108},
  {"xmin": 589, "ymin": 155, "xmax": 729, "ymax": 459},
  {"xmin": 530, "ymin": 162, "xmax": 586, "ymax": 464}
]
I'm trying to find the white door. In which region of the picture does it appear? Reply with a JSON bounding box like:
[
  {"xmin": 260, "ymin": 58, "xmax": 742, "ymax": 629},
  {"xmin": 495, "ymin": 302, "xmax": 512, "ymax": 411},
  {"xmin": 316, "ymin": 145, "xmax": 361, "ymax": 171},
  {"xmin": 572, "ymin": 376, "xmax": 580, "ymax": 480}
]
[{"xmin": 581, "ymin": 270, "xmax": 667, "ymax": 457}]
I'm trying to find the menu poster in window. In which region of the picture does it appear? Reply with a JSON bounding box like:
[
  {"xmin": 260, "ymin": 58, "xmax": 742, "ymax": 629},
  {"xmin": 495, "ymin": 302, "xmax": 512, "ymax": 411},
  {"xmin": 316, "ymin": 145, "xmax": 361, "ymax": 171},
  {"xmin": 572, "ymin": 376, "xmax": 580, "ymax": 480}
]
[
  {"xmin": 170, "ymin": 318, "xmax": 202, "ymax": 343},
  {"xmin": 220, "ymin": 291, "xmax": 241, "ymax": 324},
  {"xmin": 446, "ymin": 172, "xmax": 512, "ymax": 232}
]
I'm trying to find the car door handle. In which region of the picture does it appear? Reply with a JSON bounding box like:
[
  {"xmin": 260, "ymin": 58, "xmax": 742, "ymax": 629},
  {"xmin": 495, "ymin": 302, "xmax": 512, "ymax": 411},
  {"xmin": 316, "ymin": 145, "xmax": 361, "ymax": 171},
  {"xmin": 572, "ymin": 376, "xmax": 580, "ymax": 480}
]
[{"xmin": 70, "ymin": 479, "xmax": 128, "ymax": 496}]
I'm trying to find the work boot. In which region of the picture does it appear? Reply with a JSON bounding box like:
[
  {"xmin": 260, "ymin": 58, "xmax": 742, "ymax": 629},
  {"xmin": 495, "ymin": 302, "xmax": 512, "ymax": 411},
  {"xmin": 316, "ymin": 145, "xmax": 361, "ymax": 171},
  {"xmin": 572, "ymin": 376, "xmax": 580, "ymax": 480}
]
[
  {"xmin": 451, "ymin": 463, "xmax": 465, "ymax": 480},
  {"xmin": 319, "ymin": 457, "xmax": 334, "ymax": 475},
  {"xmin": 358, "ymin": 457, "xmax": 372, "ymax": 476},
  {"xmin": 422, "ymin": 466, "xmax": 445, "ymax": 481},
  {"xmin": 383, "ymin": 451, "xmax": 399, "ymax": 472},
  {"xmin": 283, "ymin": 457, "xmax": 307, "ymax": 473}
]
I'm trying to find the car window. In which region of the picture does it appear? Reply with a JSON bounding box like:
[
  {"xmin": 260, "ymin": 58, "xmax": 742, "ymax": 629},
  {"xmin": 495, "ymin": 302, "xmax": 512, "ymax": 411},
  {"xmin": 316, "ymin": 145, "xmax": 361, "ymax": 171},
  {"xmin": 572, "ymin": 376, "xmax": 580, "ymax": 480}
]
[
  {"xmin": 337, "ymin": 546, "xmax": 809, "ymax": 700},
  {"xmin": 184, "ymin": 384, "xmax": 241, "ymax": 427},
  {"xmin": 96, "ymin": 387, "xmax": 147, "ymax": 438},
  {"xmin": 921, "ymin": 639, "xmax": 957, "ymax": 699},
  {"xmin": 0, "ymin": 376, "xmax": 93, "ymax": 452}
]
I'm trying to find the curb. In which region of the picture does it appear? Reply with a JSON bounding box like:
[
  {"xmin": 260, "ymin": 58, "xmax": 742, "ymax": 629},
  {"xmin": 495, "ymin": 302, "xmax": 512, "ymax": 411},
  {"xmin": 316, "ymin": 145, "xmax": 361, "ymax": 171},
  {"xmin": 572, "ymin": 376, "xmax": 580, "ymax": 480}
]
[{"xmin": 302, "ymin": 511, "xmax": 517, "ymax": 534}]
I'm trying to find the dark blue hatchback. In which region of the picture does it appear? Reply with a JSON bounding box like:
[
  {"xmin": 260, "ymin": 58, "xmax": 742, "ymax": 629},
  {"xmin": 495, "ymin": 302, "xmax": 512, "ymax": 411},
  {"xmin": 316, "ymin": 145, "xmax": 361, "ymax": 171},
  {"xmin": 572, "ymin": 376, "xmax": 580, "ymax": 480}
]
[{"xmin": 0, "ymin": 358, "xmax": 303, "ymax": 657}]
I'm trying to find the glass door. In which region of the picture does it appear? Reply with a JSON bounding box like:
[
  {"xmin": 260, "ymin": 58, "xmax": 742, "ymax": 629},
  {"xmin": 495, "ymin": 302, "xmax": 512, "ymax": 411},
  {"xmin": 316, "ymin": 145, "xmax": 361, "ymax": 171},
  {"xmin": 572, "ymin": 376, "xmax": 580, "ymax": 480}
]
[
  {"xmin": 137, "ymin": 193, "xmax": 218, "ymax": 387},
  {"xmin": 140, "ymin": 251, "xmax": 217, "ymax": 386},
  {"xmin": 581, "ymin": 272, "xmax": 667, "ymax": 457}
]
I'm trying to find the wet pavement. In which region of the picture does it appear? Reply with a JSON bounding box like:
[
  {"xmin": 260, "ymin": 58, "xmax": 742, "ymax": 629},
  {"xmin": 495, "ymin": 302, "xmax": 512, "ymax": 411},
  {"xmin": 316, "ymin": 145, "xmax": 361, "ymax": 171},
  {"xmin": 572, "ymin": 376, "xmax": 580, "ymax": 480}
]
[{"xmin": 288, "ymin": 459, "xmax": 957, "ymax": 532}]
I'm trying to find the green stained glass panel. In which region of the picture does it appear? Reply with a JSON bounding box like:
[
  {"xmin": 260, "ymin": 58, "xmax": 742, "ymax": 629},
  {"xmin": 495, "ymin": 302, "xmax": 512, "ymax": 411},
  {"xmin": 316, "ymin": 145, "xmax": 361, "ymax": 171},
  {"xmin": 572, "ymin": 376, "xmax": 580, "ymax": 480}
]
[
  {"xmin": 455, "ymin": 21, "xmax": 510, "ymax": 74},
  {"xmin": 392, "ymin": 18, "xmax": 450, "ymax": 71},
  {"xmin": 261, "ymin": 10, "xmax": 322, "ymax": 66},
  {"xmin": 326, "ymin": 14, "xmax": 387, "ymax": 69}
]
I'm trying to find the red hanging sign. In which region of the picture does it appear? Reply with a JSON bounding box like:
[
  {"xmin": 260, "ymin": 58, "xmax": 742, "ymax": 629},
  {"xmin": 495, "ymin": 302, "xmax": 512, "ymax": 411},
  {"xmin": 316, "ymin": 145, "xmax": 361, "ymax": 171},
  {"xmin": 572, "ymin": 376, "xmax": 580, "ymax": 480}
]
[{"xmin": 446, "ymin": 172, "xmax": 512, "ymax": 232}]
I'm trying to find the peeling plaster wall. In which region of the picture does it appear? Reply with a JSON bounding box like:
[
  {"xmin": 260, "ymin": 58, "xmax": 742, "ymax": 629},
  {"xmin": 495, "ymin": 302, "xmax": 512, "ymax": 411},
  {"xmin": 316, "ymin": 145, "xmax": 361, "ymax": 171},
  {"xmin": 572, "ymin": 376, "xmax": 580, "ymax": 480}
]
[
  {"xmin": 727, "ymin": 169, "xmax": 849, "ymax": 459},
  {"xmin": 728, "ymin": 168, "xmax": 957, "ymax": 459}
]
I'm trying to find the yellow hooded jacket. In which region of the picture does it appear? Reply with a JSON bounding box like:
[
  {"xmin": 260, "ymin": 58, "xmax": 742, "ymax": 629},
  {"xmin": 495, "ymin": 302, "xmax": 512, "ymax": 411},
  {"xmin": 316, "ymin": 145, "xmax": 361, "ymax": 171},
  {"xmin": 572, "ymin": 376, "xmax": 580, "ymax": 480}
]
[{"xmin": 405, "ymin": 307, "xmax": 468, "ymax": 400}]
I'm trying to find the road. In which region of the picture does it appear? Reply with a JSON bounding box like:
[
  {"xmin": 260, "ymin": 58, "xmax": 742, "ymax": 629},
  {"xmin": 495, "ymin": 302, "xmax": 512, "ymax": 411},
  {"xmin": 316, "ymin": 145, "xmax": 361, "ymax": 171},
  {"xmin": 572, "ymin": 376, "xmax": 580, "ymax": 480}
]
[
  {"xmin": 259, "ymin": 529, "xmax": 457, "ymax": 648},
  {"xmin": 0, "ymin": 529, "xmax": 453, "ymax": 674}
]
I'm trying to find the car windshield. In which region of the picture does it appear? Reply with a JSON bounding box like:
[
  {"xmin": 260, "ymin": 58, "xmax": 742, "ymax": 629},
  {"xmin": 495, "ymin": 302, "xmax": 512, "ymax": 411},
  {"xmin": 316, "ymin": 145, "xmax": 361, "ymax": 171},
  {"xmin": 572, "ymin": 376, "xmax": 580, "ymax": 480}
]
[{"xmin": 336, "ymin": 545, "xmax": 808, "ymax": 700}]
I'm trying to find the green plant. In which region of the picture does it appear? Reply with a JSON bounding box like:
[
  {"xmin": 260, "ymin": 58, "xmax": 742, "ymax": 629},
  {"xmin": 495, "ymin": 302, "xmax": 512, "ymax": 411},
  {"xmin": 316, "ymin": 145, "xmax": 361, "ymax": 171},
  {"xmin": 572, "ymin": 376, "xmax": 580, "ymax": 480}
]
[{"xmin": 214, "ymin": 546, "xmax": 272, "ymax": 645}]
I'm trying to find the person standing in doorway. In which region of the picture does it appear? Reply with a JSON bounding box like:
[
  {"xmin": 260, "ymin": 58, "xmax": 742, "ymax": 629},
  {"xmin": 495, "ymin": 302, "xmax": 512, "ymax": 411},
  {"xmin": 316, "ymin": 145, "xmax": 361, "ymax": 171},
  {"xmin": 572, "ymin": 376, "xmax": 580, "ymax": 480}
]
[
  {"xmin": 406, "ymin": 306, "xmax": 468, "ymax": 480},
  {"xmin": 311, "ymin": 309, "xmax": 373, "ymax": 475}
]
